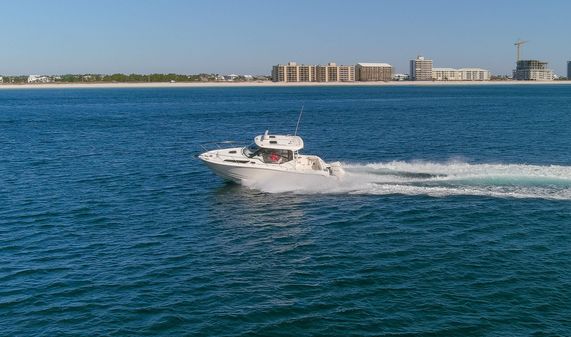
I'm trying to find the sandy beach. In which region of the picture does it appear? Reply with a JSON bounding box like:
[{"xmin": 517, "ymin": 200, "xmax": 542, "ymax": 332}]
[{"xmin": 0, "ymin": 80, "xmax": 570, "ymax": 90}]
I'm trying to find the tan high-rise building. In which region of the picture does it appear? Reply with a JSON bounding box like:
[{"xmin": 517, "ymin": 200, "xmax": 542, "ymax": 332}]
[
  {"xmin": 410, "ymin": 56, "xmax": 433, "ymax": 81},
  {"xmin": 316, "ymin": 64, "xmax": 334, "ymax": 82},
  {"xmin": 272, "ymin": 62, "xmax": 317, "ymax": 82},
  {"xmin": 356, "ymin": 63, "xmax": 393, "ymax": 81},
  {"xmin": 316, "ymin": 63, "xmax": 355, "ymax": 82},
  {"xmin": 298, "ymin": 65, "xmax": 316, "ymax": 82},
  {"xmin": 272, "ymin": 63, "xmax": 287, "ymax": 82},
  {"xmin": 272, "ymin": 62, "xmax": 354, "ymax": 82},
  {"xmin": 272, "ymin": 62, "xmax": 315, "ymax": 82},
  {"xmin": 338, "ymin": 65, "xmax": 355, "ymax": 82}
]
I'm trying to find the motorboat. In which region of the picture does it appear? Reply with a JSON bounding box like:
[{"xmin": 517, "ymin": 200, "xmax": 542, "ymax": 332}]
[{"xmin": 198, "ymin": 131, "xmax": 345, "ymax": 184}]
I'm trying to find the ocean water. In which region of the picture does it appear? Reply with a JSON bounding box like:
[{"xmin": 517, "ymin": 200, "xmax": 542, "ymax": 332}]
[{"xmin": 1, "ymin": 85, "xmax": 571, "ymax": 336}]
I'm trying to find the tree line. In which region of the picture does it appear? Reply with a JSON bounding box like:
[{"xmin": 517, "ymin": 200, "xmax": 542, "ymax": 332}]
[{"xmin": 1, "ymin": 73, "xmax": 269, "ymax": 84}]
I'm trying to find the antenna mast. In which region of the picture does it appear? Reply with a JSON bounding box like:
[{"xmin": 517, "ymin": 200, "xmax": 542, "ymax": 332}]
[{"xmin": 294, "ymin": 104, "xmax": 304, "ymax": 136}]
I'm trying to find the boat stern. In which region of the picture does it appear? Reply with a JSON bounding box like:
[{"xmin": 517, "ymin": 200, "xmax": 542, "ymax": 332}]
[{"xmin": 328, "ymin": 161, "xmax": 345, "ymax": 178}]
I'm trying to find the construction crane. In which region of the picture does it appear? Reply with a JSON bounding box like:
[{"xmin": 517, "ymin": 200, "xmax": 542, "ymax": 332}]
[{"xmin": 514, "ymin": 39, "xmax": 528, "ymax": 62}]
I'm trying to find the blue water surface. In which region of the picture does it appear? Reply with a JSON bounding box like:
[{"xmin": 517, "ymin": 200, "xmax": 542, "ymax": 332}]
[{"xmin": 1, "ymin": 85, "xmax": 571, "ymax": 336}]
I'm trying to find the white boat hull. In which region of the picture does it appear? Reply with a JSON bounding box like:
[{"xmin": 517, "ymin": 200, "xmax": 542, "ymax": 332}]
[{"xmin": 201, "ymin": 159, "xmax": 332, "ymax": 184}]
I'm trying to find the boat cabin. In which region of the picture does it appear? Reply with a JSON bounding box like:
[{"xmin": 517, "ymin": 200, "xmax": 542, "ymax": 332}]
[{"xmin": 244, "ymin": 131, "xmax": 304, "ymax": 164}]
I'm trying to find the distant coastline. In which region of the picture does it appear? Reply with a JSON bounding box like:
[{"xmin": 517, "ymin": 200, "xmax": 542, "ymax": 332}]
[{"xmin": 1, "ymin": 80, "xmax": 570, "ymax": 90}]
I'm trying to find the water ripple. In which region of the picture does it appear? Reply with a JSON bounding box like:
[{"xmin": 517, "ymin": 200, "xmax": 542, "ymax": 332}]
[{"xmin": 1, "ymin": 87, "xmax": 571, "ymax": 336}]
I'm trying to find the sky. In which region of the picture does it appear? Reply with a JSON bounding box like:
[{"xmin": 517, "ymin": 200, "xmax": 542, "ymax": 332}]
[{"xmin": 1, "ymin": 0, "xmax": 570, "ymax": 76}]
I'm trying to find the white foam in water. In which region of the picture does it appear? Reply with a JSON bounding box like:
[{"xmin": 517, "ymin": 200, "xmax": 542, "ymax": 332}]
[{"xmin": 249, "ymin": 160, "xmax": 571, "ymax": 200}]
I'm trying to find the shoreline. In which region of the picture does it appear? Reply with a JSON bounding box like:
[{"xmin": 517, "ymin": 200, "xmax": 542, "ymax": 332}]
[{"xmin": 0, "ymin": 80, "xmax": 570, "ymax": 89}]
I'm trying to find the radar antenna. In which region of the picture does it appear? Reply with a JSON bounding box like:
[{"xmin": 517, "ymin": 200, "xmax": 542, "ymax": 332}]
[{"xmin": 294, "ymin": 103, "xmax": 304, "ymax": 136}]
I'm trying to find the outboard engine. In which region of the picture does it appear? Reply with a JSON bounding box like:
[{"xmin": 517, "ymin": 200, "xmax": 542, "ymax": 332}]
[{"xmin": 328, "ymin": 162, "xmax": 345, "ymax": 178}]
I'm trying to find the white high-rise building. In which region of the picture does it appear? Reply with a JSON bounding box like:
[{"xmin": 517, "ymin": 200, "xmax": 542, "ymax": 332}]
[
  {"xmin": 459, "ymin": 68, "xmax": 491, "ymax": 81},
  {"xmin": 432, "ymin": 68, "xmax": 462, "ymax": 81},
  {"xmin": 432, "ymin": 68, "xmax": 491, "ymax": 81}
]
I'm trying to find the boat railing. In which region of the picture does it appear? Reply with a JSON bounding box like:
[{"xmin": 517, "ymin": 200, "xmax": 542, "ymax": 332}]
[{"xmin": 199, "ymin": 141, "xmax": 242, "ymax": 152}]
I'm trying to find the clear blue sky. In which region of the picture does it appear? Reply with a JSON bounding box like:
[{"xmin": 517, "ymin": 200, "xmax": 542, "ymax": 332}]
[{"xmin": 1, "ymin": 0, "xmax": 570, "ymax": 76}]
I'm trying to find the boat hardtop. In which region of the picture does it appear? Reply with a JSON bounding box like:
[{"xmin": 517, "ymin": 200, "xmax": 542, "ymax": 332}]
[{"xmin": 254, "ymin": 130, "xmax": 304, "ymax": 151}]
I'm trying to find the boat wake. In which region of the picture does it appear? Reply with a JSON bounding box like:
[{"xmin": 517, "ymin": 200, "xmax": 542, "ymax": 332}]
[{"xmin": 246, "ymin": 160, "xmax": 571, "ymax": 200}]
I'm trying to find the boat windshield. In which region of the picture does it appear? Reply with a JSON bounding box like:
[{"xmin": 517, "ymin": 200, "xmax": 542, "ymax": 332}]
[
  {"xmin": 243, "ymin": 144, "xmax": 260, "ymax": 158},
  {"xmin": 243, "ymin": 144, "xmax": 293, "ymax": 164}
]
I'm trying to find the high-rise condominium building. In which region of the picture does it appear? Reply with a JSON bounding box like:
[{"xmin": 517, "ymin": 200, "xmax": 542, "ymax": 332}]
[
  {"xmin": 272, "ymin": 62, "xmax": 354, "ymax": 82},
  {"xmin": 315, "ymin": 63, "xmax": 355, "ymax": 82},
  {"xmin": 460, "ymin": 68, "xmax": 491, "ymax": 81},
  {"xmin": 432, "ymin": 68, "xmax": 462, "ymax": 81},
  {"xmin": 355, "ymin": 63, "xmax": 393, "ymax": 81},
  {"xmin": 513, "ymin": 60, "xmax": 553, "ymax": 81},
  {"xmin": 337, "ymin": 65, "xmax": 355, "ymax": 82},
  {"xmin": 272, "ymin": 62, "xmax": 317, "ymax": 82},
  {"xmin": 567, "ymin": 61, "xmax": 570, "ymax": 79},
  {"xmin": 410, "ymin": 56, "xmax": 433, "ymax": 81},
  {"xmin": 432, "ymin": 68, "xmax": 491, "ymax": 81}
]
